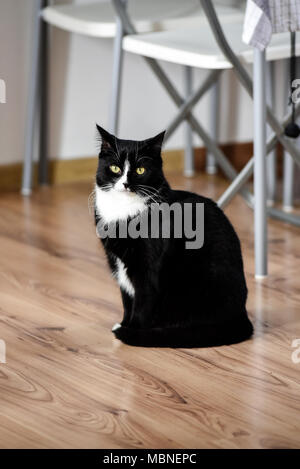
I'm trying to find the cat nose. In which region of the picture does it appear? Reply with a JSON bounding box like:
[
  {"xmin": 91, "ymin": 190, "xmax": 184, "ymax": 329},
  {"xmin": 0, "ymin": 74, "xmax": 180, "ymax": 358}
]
[{"xmin": 123, "ymin": 183, "xmax": 129, "ymax": 189}]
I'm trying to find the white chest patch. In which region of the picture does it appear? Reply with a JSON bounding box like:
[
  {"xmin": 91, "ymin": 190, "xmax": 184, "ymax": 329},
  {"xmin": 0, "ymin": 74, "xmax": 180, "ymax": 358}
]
[
  {"xmin": 95, "ymin": 185, "xmax": 147, "ymax": 223},
  {"xmin": 114, "ymin": 257, "xmax": 135, "ymax": 297}
]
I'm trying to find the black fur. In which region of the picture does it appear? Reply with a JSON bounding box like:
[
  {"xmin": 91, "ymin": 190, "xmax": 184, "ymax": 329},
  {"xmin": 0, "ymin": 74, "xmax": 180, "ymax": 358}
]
[{"xmin": 95, "ymin": 126, "xmax": 253, "ymax": 348}]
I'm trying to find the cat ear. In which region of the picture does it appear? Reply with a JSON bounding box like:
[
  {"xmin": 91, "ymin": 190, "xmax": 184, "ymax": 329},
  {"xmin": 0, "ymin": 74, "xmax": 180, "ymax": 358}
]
[
  {"xmin": 148, "ymin": 130, "xmax": 166, "ymax": 150},
  {"xmin": 142, "ymin": 130, "xmax": 166, "ymax": 156},
  {"xmin": 96, "ymin": 125, "xmax": 115, "ymax": 152}
]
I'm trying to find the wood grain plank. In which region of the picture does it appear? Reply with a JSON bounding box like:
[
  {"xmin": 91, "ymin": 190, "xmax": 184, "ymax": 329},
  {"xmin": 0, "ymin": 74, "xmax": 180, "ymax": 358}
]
[{"xmin": 0, "ymin": 174, "xmax": 299, "ymax": 448}]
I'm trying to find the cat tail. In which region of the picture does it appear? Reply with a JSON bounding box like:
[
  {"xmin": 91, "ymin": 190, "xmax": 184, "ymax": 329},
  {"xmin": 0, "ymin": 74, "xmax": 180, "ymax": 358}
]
[{"xmin": 112, "ymin": 315, "xmax": 253, "ymax": 348}]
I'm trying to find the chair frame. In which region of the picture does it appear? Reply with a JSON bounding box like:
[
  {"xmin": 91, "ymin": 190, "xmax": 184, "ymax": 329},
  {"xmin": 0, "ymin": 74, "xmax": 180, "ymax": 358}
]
[
  {"xmin": 22, "ymin": 0, "xmax": 202, "ymax": 194},
  {"xmin": 22, "ymin": 0, "xmax": 48, "ymax": 195},
  {"xmin": 22, "ymin": 0, "xmax": 300, "ymax": 277},
  {"xmin": 109, "ymin": 0, "xmax": 127, "ymax": 134},
  {"xmin": 112, "ymin": 0, "xmax": 300, "ymax": 277},
  {"xmin": 282, "ymin": 59, "xmax": 300, "ymax": 212},
  {"xmin": 109, "ymin": 0, "xmax": 198, "ymax": 176}
]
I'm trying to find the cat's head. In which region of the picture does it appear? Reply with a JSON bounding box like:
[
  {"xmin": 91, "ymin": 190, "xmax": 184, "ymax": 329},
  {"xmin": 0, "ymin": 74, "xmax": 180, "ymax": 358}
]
[{"xmin": 95, "ymin": 125, "xmax": 166, "ymax": 202}]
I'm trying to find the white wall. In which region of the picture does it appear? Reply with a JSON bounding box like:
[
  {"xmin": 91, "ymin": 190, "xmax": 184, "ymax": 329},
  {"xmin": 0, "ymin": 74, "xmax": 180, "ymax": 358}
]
[
  {"xmin": 0, "ymin": 0, "xmax": 33, "ymax": 164},
  {"xmin": 0, "ymin": 0, "xmax": 281, "ymax": 165}
]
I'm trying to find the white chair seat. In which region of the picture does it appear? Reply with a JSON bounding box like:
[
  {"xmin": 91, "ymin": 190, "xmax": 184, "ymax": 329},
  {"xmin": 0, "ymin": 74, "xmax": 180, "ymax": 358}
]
[
  {"xmin": 123, "ymin": 21, "xmax": 300, "ymax": 69},
  {"xmin": 42, "ymin": 0, "xmax": 201, "ymax": 38}
]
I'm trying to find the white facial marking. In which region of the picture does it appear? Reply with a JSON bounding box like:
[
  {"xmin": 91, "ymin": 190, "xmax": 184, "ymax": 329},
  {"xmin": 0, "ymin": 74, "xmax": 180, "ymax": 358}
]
[
  {"xmin": 114, "ymin": 257, "xmax": 135, "ymax": 297},
  {"xmin": 95, "ymin": 158, "xmax": 147, "ymax": 223},
  {"xmin": 114, "ymin": 161, "xmax": 129, "ymax": 192}
]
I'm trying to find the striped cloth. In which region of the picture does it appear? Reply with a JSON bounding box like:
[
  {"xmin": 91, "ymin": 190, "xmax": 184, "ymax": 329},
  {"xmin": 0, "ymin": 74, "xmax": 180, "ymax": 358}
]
[{"xmin": 243, "ymin": 0, "xmax": 300, "ymax": 50}]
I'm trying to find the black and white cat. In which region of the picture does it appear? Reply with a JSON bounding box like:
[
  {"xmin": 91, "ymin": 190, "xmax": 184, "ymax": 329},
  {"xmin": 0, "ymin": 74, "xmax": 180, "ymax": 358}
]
[{"xmin": 94, "ymin": 125, "xmax": 253, "ymax": 348}]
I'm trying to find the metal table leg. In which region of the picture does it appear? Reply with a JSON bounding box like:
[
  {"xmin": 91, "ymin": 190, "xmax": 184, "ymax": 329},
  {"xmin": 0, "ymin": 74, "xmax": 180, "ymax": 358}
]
[
  {"xmin": 200, "ymin": 0, "xmax": 300, "ymax": 168},
  {"xmin": 282, "ymin": 58, "xmax": 300, "ymax": 211},
  {"xmin": 266, "ymin": 61, "xmax": 277, "ymax": 205},
  {"xmin": 218, "ymin": 102, "xmax": 300, "ymax": 209},
  {"xmin": 254, "ymin": 49, "xmax": 267, "ymax": 278},
  {"xmin": 206, "ymin": 79, "xmax": 219, "ymax": 174},
  {"xmin": 22, "ymin": 0, "xmax": 44, "ymax": 196},
  {"xmin": 184, "ymin": 66, "xmax": 194, "ymax": 177},
  {"xmin": 38, "ymin": 0, "xmax": 49, "ymax": 185},
  {"xmin": 283, "ymin": 148, "xmax": 295, "ymax": 211},
  {"xmin": 109, "ymin": 0, "xmax": 127, "ymax": 135}
]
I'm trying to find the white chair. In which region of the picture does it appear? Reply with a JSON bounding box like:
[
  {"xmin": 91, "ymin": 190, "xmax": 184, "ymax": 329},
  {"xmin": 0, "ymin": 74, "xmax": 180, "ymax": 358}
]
[
  {"xmin": 22, "ymin": 0, "xmax": 199, "ymax": 194},
  {"xmin": 123, "ymin": 19, "xmax": 300, "ymax": 189},
  {"xmin": 22, "ymin": 0, "xmax": 244, "ymax": 194},
  {"xmin": 112, "ymin": 0, "xmax": 300, "ymax": 278},
  {"xmin": 41, "ymin": 0, "xmax": 201, "ymax": 134},
  {"xmin": 123, "ymin": 23, "xmax": 300, "ymax": 67}
]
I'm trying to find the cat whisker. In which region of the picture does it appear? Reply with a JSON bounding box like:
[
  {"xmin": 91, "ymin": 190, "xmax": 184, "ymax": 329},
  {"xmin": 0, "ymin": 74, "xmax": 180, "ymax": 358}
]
[
  {"xmin": 140, "ymin": 192, "xmax": 162, "ymax": 205},
  {"xmin": 138, "ymin": 184, "xmax": 162, "ymax": 194},
  {"xmin": 137, "ymin": 188, "xmax": 155, "ymax": 200},
  {"xmin": 138, "ymin": 185, "xmax": 166, "ymax": 204},
  {"xmin": 138, "ymin": 188, "xmax": 160, "ymax": 205}
]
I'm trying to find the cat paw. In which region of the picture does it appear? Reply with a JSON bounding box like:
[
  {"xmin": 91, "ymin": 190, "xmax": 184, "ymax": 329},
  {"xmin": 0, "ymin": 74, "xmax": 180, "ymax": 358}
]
[{"xmin": 112, "ymin": 323, "xmax": 121, "ymax": 332}]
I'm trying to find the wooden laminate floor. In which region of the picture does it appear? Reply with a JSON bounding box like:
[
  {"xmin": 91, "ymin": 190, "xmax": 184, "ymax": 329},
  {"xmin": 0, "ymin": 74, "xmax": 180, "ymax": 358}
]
[{"xmin": 0, "ymin": 173, "xmax": 299, "ymax": 449}]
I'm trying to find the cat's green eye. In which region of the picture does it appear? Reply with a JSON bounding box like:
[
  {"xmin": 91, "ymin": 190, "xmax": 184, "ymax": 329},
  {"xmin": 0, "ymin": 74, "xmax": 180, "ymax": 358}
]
[
  {"xmin": 110, "ymin": 165, "xmax": 121, "ymax": 174},
  {"xmin": 136, "ymin": 167, "xmax": 146, "ymax": 175}
]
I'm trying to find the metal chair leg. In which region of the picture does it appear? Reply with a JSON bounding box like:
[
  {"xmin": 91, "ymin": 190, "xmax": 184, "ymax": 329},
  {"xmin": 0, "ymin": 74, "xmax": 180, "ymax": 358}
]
[
  {"xmin": 200, "ymin": 0, "xmax": 300, "ymax": 168},
  {"xmin": 282, "ymin": 58, "xmax": 300, "ymax": 212},
  {"xmin": 283, "ymin": 152, "xmax": 295, "ymax": 212},
  {"xmin": 206, "ymin": 79, "xmax": 219, "ymax": 174},
  {"xmin": 184, "ymin": 66, "xmax": 194, "ymax": 177},
  {"xmin": 112, "ymin": 0, "xmax": 299, "ymax": 236},
  {"xmin": 112, "ymin": 0, "xmax": 253, "ymax": 206},
  {"xmin": 266, "ymin": 61, "xmax": 277, "ymax": 205},
  {"xmin": 254, "ymin": 49, "xmax": 268, "ymax": 278},
  {"xmin": 217, "ymin": 87, "xmax": 300, "ymax": 209},
  {"xmin": 109, "ymin": 0, "xmax": 127, "ymax": 135},
  {"xmin": 22, "ymin": 0, "xmax": 44, "ymax": 196},
  {"xmin": 164, "ymin": 70, "xmax": 221, "ymax": 142},
  {"xmin": 38, "ymin": 1, "xmax": 49, "ymax": 185}
]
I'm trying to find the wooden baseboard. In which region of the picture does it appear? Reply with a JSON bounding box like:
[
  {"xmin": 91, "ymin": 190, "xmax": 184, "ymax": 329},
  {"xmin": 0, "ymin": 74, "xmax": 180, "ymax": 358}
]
[
  {"xmin": 0, "ymin": 141, "xmax": 283, "ymax": 192},
  {"xmin": 163, "ymin": 141, "xmax": 256, "ymax": 173},
  {"xmin": 0, "ymin": 157, "xmax": 98, "ymax": 192}
]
